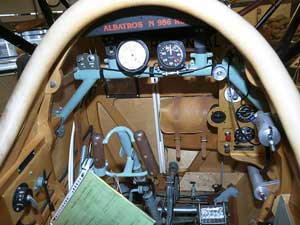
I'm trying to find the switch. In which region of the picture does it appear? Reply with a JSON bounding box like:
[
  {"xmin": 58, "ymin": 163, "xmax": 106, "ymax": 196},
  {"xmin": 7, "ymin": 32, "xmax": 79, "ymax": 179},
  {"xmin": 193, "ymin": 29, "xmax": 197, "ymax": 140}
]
[
  {"xmin": 225, "ymin": 131, "xmax": 231, "ymax": 142},
  {"xmin": 224, "ymin": 143, "xmax": 230, "ymax": 153}
]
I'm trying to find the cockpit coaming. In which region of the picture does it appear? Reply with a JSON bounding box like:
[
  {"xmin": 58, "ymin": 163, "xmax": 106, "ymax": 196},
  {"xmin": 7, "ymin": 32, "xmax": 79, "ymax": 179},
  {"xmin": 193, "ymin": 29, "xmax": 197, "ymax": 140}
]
[{"xmin": 0, "ymin": 1, "xmax": 300, "ymax": 225}]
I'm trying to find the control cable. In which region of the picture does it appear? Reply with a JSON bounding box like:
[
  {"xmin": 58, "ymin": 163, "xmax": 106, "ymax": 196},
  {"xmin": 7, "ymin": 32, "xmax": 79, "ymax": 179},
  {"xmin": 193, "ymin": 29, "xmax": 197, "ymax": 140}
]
[{"xmin": 101, "ymin": 64, "xmax": 212, "ymax": 76}]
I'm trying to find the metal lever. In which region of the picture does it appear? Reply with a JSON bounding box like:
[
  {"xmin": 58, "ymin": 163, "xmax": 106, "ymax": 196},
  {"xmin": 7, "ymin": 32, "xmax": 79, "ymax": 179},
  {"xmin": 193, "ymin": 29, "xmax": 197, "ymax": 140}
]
[
  {"xmin": 26, "ymin": 194, "xmax": 38, "ymax": 209},
  {"xmin": 134, "ymin": 130, "xmax": 159, "ymax": 177},
  {"xmin": 92, "ymin": 133, "xmax": 105, "ymax": 169}
]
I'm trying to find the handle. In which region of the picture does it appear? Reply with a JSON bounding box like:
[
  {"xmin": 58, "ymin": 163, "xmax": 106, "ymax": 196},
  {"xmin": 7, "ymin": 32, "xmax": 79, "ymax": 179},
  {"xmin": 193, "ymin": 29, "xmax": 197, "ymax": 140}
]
[
  {"xmin": 92, "ymin": 133, "xmax": 105, "ymax": 168},
  {"xmin": 134, "ymin": 130, "xmax": 159, "ymax": 177}
]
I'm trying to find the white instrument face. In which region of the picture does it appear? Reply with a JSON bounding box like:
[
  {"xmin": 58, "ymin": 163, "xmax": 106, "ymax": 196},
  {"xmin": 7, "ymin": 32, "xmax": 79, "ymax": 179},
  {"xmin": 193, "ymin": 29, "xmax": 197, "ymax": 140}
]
[{"xmin": 116, "ymin": 40, "xmax": 149, "ymax": 73}]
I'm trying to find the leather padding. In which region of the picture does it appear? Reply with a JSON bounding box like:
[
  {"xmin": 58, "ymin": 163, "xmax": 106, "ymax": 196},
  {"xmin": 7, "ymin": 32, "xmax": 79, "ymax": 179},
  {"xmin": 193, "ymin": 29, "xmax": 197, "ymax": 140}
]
[{"xmin": 160, "ymin": 96, "xmax": 217, "ymax": 134}]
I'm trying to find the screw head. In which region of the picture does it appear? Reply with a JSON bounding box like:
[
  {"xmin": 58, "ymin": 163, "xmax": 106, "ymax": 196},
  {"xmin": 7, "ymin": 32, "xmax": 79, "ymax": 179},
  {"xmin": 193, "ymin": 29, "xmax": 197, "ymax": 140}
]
[{"xmin": 50, "ymin": 80, "xmax": 57, "ymax": 88}]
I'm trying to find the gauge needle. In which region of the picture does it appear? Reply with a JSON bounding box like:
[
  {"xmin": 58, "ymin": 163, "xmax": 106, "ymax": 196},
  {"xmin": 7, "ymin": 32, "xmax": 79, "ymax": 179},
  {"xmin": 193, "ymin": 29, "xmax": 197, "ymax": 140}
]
[{"xmin": 168, "ymin": 45, "xmax": 173, "ymax": 55}]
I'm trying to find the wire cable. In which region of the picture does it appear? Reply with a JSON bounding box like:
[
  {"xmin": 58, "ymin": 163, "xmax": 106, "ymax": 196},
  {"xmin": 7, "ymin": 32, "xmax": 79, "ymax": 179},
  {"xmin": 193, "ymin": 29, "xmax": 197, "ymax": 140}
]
[{"xmin": 101, "ymin": 64, "xmax": 213, "ymax": 76}]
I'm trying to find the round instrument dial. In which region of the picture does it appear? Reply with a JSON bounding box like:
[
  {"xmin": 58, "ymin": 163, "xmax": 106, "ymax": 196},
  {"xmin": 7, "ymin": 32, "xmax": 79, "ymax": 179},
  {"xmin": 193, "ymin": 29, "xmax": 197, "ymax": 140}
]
[
  {"xmin": 236, "ymin": 105, "xmax": 256, "ymax": 123},
  {"xmin": 234, "ymin": 127, "xmax": 255, "ymax": 143},
  {"xmin": 116, "ymin": 40, "xmax": 149, "ymax": 73},
  {"xmin": 157, "ymin": 40, "xmax": 186, "ymax": 71}
]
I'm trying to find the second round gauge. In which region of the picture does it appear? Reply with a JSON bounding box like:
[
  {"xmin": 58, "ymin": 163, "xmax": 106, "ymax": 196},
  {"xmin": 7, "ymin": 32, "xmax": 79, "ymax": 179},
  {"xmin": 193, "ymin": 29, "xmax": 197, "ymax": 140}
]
[{"xmin": 157, "ymin": 40, "xmax": 186, "ymax": 71}]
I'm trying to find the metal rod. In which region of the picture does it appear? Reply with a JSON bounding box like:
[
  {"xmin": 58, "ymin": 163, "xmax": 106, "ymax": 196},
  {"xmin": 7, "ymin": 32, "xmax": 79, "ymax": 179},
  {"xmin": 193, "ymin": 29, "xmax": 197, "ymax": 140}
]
[
  {"xmin": 283, "ymin": 40, "xmax": 300, "ymax": 62},
  {"xmin": 37, "ymin": 0, "xmax": 54, "ymax": 27},
  {"xmin": 158, "ymin": 205, "xmax": 198, "ymax": 214},
  {"xmin": 60, "ymin": 0, "xmax": 70, "ymax": 8},
  {"xmin": 255, "ymin": 0, "xmax": 284, "ymax": 29},
  {"xmin": 151, "ymin": 77, "xmax": 166, "ymax": 173},
  {"xmin": 220, "ymin": 156, "xmax": 224, "ymax": 187},
  {"xmin": 238, "ymin": 0, "xmax": 266, "ymax": 16},
  {"xmin": 0, "ymin": 25, "xmax": 35, "ymax": 54},
  {"xmin": 68, "ymin": 122, "xmax": 75, "ymax": 191},
  {"xmin": 277, "ymin": 3, "xmax": 300, "ymax": 59},
  {"xmin": 0, "ymin": 11, "xmax": 63, "ymax": 17}
]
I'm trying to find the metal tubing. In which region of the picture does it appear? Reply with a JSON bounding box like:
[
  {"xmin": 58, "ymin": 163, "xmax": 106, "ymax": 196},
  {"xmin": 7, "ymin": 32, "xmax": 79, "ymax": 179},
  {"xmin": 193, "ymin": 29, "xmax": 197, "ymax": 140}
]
[
  {"xmin": 57, "ymin": 78, "xmax": 97, "ymax": 123},
  {"xmin": 277, "ymin": 3, "xmax": 300, "ymax": 59},
  {"xmin": 60, "ymin": 0, "xmax": 70, "ymax": 8},
  {"xmin": 0, "ymin": 24, "xmax": 35, "ymax": 54},
  {"xmin": 247, "ymin": 165, "xmax": 270, "ymax": 201},
  {"xmin": 68, "ymin": 122, "xmax": 75, "ymax": 191},
  {"xmin": 117, "ymin": 131, "xmax": 142, "ymax": 173},
  {"xmin": 152, "ymin": 78, "xmax": 166, "ymax": 173},
  {"xmin": 228, "ymin": 64, "xmax": 267, "ymax": 110},
  {"xmin": 238, "ymin": 0, "xmax": 266, "ymax": 16},
  {"xmin": 255, "ymin": 0, "xmax": 284, "ymax": 29},
  {"xmin": 143, "ymin": 191, "xmax": 162, "ymax": 225},
  {"xmin": 283, "ymin": 40, "xmax": 300, "ymax": 62},
  {"xmin": 79, "ymin": 145, "xmax": 87, "ymax": 174},
  {"xmin": 37, "ymin": 0, "xmax": 54, "ymax": 27},
  {"xmin": 158, "ymin": 205, "xmax": 198, "ymax": 214}
]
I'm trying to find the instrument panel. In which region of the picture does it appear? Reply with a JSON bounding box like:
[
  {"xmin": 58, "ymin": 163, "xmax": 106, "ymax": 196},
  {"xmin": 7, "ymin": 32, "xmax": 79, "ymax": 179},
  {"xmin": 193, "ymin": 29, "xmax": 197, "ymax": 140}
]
[{"xmin": 114, "ymin": 39, "xmax": 188, "ymax": 74}]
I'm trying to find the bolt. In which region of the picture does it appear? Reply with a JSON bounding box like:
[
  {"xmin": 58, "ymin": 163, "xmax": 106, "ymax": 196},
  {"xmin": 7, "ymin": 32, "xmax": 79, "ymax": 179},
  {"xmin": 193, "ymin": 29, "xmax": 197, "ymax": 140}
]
[
  {"xmin": 225, "ymin": 131, "xmax": 231, "ymax": 136},
  {"xmin": 55, "ymin": 107, "xmax": 63, "ymax": 115},
  {"xmin": 88, "ymin": 54, "xmax": 95, "ymax": 62},
  {"xmin": 50, "ymin": 80, "xmax": 57, "ymax": 88},
  {"xmin": 29, "ymin": 171, "xmax": 33, "ymax": 175},
  {"xmin": 224, "ymin": 143, "xmax": 230, "ymax": 153}
]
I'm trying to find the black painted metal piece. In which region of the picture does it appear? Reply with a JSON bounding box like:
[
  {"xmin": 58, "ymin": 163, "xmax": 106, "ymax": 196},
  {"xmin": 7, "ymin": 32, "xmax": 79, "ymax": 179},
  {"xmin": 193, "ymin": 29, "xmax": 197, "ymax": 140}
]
[
  {"xmin": 37, "ymin": 0, "xmax": 54, "ymax": 27},
  {"xmin": 0, "ymin": 25, "xmax": 35, "ymax": 55},
  {"xmin": 238, "ymin": 0, "xmax": 266, "ymax": 16},
  {"xmin": 42, "ymin": 170, "xmax": 55, "ymax": 212},
  {"xmin": 283, "ymin": 40, "xmax": 300, "ymax": 62},
  {"xmin": 60, "ymin": 0, "xmax": 70, "ymax": 8},
  {"xmin": 18, "ymin": 150, "xmax": 36, "ymax": 173},
  {"xmin": 166, "ymin": 162, "xmax": 180, "ymax": 225},
  {"xmin": 277, "ymin": 3, "xmax": 300, "ymax": 59},
  {"xmin": 12, "ymin": 183, "xmax": 31, "ymax": 212},
  {"xmin": 255, "ymin": 0, "xmax": 284, "ymax": 29}
]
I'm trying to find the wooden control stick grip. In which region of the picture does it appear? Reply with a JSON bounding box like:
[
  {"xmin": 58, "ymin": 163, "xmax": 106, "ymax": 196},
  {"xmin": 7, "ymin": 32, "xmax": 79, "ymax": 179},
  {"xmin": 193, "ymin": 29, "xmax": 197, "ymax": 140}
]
[
  {"xmin": 134, "ymin": 130, "xmax": 159, "ymax": 177},
  {"xmin": 92, "ymin": 133, "xmax": 105, "ymax": 169}
]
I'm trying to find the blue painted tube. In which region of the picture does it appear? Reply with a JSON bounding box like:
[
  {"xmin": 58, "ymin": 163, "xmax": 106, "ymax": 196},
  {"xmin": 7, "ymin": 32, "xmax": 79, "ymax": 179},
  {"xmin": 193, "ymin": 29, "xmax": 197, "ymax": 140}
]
[
  {"xmin": 228, "ymin": 65, "xmax": 267, "ymax": 111},
  {"xmin": 57, "ymin": 78, "xmax": 97, "ymax": 122}
]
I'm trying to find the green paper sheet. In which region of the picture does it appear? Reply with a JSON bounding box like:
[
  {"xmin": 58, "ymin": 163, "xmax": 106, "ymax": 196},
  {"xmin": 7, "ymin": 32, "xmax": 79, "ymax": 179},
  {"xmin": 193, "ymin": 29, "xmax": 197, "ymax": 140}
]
[{"xmin": 54, "ymin": 172, "xmax": 155, "ymax": 225}]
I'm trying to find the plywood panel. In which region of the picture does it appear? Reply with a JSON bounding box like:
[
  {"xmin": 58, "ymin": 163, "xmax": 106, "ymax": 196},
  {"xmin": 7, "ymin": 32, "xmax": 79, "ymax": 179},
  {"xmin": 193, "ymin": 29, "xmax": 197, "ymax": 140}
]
[
  {"xmin": 180, "ymin": 171, "xmax": 244, "ymax": 192},
  {"xmin": 0, "ymin": 75, "xmax": 17, "ymax": 114},
  {"xmin": 167, "ymin": 148, "xmax": 198, "ymax": 172}
]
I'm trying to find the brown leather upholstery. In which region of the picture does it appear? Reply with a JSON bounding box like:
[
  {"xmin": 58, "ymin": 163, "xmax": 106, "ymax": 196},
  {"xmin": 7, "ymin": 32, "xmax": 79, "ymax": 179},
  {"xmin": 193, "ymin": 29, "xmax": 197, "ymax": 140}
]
[
  {"xmin": 160, "ymin": 96, "xmax": 218, "ymax": 160},
  {"xmin": 161, "ymin": 96, "xmax": 216, "ymax": 133}
]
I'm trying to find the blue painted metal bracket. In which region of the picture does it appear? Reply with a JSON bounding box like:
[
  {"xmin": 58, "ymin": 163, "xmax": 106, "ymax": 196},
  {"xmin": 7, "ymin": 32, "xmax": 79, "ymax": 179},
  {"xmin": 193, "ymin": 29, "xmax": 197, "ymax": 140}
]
[
  {"xmin": 227, "ymin": 62, "xmax": 267, "ymax": 111},
  {"xmin": 56, "ymin": 69, "xmax": 100, "ymax": 123},
  {"xmin": 94, "ymin": 126, "xmax": 148, "ymax": 178}
]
